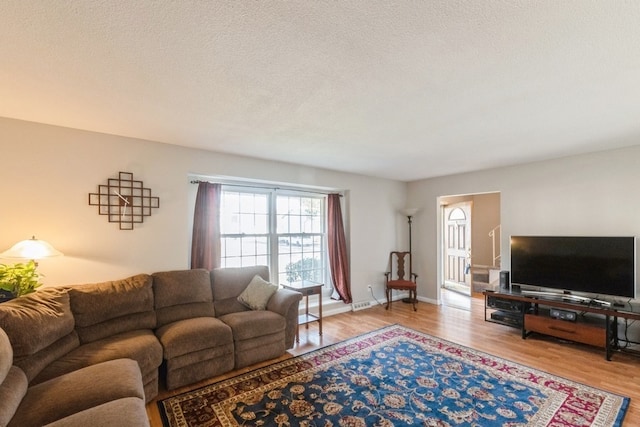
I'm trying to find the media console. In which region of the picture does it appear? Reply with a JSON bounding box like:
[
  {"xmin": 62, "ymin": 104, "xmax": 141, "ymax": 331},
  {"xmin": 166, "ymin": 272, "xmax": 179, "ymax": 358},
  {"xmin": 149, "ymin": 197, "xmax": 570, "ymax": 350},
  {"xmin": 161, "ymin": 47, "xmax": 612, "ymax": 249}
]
[{"xmin": 484, "ymin": 290, "xmax": 640, "ymax": 360}]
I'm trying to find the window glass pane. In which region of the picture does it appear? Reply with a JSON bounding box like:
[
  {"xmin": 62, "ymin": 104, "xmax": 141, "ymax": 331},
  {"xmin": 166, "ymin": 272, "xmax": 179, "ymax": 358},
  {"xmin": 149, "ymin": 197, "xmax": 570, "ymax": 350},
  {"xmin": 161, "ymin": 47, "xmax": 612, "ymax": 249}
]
[
  {"xmin": 221, "ymin": 193, "xmax": 238, "ymax": 234},
  {"xmin": 220, "ymin": 236, "xmax": 268, "ymax": 268},
  {"xmin": 290, "ymin": 216, "xmax": 301, "ymax": 234},
  {"xmin": 239, "ymin": 213, "xmax": 254, "ymax": 233},
  {"xmin": 288, "ymin": 197, "xmax": 301, "ymax": 215},
  {"xmin": 225, "ymin": 256, "xmax": 242, "ymax": 268},
  {"xmin": 255, "ymin": 213, "xmax": 268, "ymax": 234},
  {"xmin": 221, "ymin": 237, "xmax": 240, "ymax": 258},
  {"xmin": 311, "ymin": 215, "xmax": 322, "ymax": 233},
  {"xmin": 276, "ymin": 197, "xmax": 290, "ymax": 234},
  {"xmin": 239, "ymin": 193, "xmax": 254, "ymax": 212},
  {"xmin": 449, "ymin": 207, "xmax": 466, "ymax": 221},
  {"xmin": 284, "ymin": 256, "xmax": 323, "ymax": 283},
  {"xmin": 277, "ymin": 213, "xmax": 289, "ymax": 234},
  {"xmin": 254, "ymin": 195, "xmax": 268, "ymax": 215},
  {"xmin": 276, "ymin": 197, "xmax": 289, "ymax": 217}
]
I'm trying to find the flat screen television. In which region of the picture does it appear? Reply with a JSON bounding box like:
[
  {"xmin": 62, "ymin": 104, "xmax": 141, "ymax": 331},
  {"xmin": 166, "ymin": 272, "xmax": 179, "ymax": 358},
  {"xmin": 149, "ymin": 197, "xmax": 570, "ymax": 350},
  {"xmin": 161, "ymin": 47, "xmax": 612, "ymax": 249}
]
[{"xmin": 510, "ymin": 236, "xmax": 636, "ymax": 299}]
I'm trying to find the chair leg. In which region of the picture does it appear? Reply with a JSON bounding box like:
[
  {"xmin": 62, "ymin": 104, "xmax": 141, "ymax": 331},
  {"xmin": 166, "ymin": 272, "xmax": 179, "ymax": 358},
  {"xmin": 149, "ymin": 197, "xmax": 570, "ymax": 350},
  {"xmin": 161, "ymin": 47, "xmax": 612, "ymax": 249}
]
[
  {"xmin": 411, "ymin": 289, "xmax": 417, "ymax": 311},
  {"xmin": 385, "ymin": 288, "xmax": 391, "ymax": 310}
]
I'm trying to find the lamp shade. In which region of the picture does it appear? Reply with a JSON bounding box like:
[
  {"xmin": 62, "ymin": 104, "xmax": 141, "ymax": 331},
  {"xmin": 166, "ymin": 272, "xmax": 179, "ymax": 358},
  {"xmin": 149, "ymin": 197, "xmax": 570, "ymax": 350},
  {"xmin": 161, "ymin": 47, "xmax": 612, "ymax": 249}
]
[
  {"xmin": 0, "ymin": 236, "xmax": 63, "ymax": 260},
  {"xmin": 401, "ymin": 208, "xmax": 419, "ymax": 217}
]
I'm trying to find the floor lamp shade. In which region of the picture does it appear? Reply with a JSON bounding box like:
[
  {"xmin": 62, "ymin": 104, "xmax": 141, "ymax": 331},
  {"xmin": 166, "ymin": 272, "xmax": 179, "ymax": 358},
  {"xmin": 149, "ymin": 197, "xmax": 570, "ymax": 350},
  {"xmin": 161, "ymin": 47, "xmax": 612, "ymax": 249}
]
[{"xmin": 401, "ymin": 208, "xmax": 419, "ymax": 218}]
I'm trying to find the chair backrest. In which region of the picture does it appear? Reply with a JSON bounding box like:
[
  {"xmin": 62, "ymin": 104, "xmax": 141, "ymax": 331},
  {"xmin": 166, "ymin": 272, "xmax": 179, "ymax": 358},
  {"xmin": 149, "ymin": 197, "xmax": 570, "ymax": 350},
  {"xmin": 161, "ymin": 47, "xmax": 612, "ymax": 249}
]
[{"xmin": 388, "ymin": 251, "xmax": 413, "ymax": 281}]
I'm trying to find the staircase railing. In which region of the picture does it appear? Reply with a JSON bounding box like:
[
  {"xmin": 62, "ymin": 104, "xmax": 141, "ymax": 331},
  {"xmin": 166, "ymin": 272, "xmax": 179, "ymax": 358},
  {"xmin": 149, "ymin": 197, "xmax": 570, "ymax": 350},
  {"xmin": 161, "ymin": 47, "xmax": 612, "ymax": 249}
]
[{"xmin": 488, "ymin": 225, "xmax": 501, "ymax": 267}]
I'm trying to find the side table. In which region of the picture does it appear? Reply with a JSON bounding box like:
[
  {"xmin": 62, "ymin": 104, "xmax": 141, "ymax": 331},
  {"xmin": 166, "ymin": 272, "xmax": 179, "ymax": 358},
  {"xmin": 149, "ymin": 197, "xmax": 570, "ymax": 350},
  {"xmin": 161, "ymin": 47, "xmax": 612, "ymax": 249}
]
[{"xmin": 281, "ymin": 280, "xmax": 323, "ymax": 342}]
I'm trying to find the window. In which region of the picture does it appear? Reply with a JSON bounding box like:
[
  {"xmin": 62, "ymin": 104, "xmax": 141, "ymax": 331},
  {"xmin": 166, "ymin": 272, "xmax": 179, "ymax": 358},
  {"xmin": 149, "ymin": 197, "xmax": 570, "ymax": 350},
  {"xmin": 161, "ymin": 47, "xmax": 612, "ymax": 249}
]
[
  {"xmin": 448, "ymin": 207, "xmax": 466, "ymax": 221},
  {"xmin": 220, "ymin": 187, "xmax": 327, "ymax": 287},
  {"xmin": 219, "ymin": 191, "xmax": 270, "ymax": 267},
  {"xmin": 276, "ymin": 195, "xmax": 324, "ymax": 284}
]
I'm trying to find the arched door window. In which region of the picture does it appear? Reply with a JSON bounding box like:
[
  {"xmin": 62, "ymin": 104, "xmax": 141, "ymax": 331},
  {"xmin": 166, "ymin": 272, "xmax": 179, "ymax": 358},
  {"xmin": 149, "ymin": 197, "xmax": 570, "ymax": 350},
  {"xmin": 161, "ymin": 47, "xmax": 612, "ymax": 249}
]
[{"xmin": 448, "ymin": 207, "xmax": 466, "ymax": 221}]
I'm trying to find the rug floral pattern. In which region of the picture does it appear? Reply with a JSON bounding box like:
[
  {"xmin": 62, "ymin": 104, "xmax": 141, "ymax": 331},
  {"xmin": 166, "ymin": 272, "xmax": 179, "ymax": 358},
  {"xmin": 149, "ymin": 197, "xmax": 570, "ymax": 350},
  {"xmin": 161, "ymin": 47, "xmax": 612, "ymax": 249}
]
[{"xmin": 159, "ymin": 325, "xmax": 628, "ymax": 427}]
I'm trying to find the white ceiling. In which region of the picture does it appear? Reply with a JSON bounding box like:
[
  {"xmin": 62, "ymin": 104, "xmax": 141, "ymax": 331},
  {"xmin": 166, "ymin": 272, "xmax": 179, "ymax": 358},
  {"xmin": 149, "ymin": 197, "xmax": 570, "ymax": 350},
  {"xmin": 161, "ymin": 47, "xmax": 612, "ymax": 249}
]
[{"xmin": 2, "ymin": 1, "xmax": 640, "ymax": 181}]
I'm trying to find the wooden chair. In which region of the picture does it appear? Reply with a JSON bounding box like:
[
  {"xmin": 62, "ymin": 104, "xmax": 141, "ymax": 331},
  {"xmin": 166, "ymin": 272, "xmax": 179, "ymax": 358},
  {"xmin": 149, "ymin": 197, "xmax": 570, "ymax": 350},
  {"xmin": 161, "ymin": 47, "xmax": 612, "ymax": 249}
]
[{"xmin": 385, "ymin": 251, "xmax": 417, "ymax": 311}]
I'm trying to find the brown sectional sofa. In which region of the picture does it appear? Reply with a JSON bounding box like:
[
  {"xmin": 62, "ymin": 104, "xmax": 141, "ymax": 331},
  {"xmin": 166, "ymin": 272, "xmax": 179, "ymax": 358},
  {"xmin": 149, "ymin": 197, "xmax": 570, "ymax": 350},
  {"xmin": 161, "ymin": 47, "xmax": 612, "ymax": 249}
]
[{"xmin": 0, "ymin": 265, "xmax": 302, "ymax": 427}]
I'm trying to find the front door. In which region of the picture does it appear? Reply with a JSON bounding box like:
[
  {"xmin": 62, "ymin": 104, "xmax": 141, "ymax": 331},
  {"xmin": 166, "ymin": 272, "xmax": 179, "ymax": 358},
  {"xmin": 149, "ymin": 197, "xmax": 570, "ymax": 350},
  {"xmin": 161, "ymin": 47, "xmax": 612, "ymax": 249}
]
[{"xmin": 443, "ymin": 202, "xmax": 471, "ymax": 292}]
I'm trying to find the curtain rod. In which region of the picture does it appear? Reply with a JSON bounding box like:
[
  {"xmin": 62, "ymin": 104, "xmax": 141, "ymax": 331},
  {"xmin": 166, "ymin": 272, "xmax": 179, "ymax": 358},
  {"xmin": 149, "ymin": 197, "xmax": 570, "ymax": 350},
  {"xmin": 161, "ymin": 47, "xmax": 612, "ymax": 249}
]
[{"xmin": 190, "ymin": 180, "xmax": 342, "ymax": 196}]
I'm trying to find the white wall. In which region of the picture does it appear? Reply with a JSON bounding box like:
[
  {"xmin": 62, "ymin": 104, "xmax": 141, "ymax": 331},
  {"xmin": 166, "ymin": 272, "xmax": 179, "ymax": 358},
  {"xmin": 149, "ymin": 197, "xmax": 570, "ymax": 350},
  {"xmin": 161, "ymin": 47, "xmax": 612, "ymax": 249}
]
[
  {"xmin": 7, "ymin": 117, "xmax": 636, "ymax": 306},
  {"xmin": 0, "ymin": 117, "xmax": 406, "ymax": 304},
  {"xmin": 408, "ymin": 145, "xmax": 640, "ymax": 301}
]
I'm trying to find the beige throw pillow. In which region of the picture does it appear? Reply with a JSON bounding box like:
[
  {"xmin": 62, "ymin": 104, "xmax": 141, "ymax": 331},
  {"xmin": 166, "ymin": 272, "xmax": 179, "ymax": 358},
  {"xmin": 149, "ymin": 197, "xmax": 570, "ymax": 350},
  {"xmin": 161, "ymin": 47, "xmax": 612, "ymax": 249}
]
[{"xmin": 237, "ymin": 275, "xmax": 278, "ymax": 310}]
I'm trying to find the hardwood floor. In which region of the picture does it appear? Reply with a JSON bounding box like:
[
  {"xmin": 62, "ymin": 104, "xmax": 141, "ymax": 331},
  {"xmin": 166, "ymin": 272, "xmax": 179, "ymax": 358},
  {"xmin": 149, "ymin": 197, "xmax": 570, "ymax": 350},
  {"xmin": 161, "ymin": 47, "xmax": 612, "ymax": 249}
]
[{"xmin": 146, "ymin": 291, "xmax": 640, "ymax": 425}]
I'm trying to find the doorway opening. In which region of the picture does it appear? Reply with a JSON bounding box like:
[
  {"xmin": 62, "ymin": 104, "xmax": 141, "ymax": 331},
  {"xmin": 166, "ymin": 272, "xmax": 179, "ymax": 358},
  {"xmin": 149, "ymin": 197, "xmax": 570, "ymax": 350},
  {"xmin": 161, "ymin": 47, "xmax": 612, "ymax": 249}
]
[
  {"xmin": 443, "ymin": 202, "xmax": 472, "ymax": 296},
  {"xmin": 439, "ymin": 192, "xmax": 501, "ymax": 309}
]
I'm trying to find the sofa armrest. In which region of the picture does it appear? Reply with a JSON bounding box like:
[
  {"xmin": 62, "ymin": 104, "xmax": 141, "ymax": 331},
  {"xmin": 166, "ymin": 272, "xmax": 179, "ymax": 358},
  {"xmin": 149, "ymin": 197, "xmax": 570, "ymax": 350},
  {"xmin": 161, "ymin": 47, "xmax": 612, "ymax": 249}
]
[
  {"xmin": 267, "ymin": 289, "xmax": 302, "ymax": 316},
  {"xmin": 267, "ymin": 289, "xmax": 302, "ymax": 349}
]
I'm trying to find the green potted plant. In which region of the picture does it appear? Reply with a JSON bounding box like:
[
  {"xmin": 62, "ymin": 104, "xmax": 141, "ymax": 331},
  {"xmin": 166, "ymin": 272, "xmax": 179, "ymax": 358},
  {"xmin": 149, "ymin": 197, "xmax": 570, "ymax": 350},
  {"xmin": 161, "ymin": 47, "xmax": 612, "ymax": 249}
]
[{"xmin": 0, "ymin": 260, "xmax": 43, "ymax": 300}]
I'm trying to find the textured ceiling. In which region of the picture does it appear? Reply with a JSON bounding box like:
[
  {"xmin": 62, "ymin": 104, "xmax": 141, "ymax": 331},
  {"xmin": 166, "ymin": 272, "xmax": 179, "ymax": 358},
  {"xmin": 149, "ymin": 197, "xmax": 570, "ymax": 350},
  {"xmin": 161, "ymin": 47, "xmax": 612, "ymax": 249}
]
[{"xmin": 2, "ymin": 1, "xmax": 640, "ymax": 181}]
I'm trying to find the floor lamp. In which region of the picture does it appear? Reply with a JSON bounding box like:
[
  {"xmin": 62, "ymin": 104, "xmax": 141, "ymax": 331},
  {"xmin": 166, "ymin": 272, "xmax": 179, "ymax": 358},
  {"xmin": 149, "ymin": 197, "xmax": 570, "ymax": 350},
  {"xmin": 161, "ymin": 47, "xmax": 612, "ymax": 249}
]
[{"xmin": 401, "ymin": 208, "xmax": 418, "ymax": 303}]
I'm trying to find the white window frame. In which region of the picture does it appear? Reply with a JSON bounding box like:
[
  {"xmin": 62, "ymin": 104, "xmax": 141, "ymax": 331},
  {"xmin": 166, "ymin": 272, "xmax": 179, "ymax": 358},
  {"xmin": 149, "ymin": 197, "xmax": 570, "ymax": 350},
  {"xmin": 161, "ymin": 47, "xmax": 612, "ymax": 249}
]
[{"xmin": 219, "ymin": 185, "xmax": 330, "ymax": 290}]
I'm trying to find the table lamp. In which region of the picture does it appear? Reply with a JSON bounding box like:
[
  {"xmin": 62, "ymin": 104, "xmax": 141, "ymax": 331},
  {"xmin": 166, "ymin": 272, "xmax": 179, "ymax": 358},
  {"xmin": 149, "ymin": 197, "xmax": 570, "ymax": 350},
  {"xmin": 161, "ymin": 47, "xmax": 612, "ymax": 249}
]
[
  {"xmin": 0, "ymin": 236, "xmax": 63, "ymax": 298},
  {"xmin": 1, "ymin": 236, "xmax": 63, "ymax": 263}
]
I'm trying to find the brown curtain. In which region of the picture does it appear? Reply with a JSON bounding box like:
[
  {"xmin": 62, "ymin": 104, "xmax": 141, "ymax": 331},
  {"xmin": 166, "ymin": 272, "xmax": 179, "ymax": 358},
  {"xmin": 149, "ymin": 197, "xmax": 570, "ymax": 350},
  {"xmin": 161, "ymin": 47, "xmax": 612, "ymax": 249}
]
[
  {"xmin": 327, "ymin": 193, "xmax": 352, "ymax": 303},
  {"xmin": 191, "ymin": 182, "xmax": 221, "ymax": 270}
]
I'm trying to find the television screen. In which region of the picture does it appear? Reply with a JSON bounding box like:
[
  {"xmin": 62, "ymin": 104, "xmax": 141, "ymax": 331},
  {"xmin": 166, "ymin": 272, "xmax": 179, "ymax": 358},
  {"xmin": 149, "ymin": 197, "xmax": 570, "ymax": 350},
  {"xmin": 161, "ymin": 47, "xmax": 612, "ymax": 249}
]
[{"xmin": 510, "ymin": 236, "xmax": 636, "ymax": 298}]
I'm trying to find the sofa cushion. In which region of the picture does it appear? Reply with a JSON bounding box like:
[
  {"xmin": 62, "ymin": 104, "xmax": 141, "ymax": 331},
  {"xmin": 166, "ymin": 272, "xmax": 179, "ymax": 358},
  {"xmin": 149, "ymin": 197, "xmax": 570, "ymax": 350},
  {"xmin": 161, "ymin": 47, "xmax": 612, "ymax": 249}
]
[
  {"xmin": 214, "ymin": 297, "xmax": 250, "ymax": 317},
  {"xmin": 0, "ymin": 328, "xmax": 12, "ymax": 383},
  {"xmin": 218, "ymin": 310, "xmax": 286, "ymax": 341},
  {"xmin": 165, "ymin": 344, "xmax": 234, "ymax": 373},
  {"xmin": 220, "ymin": 311, "xmax": 287, "ymax": 369},
  {"xmin": 211, "ymin": 266, "xmax": 269, "ymax": 300},
  {"xmin": 0, "ymin": 287, "xmax": 74, "ymax": 357},
  {"xmin": 156, "ymin": 317, "xmax": 235, "ymax": 390},
  {"xmin": 32, "ymin": 329, "xmax": 163, "ymax": 386},
  {"xmin": 155, "ymin": 317, "xmax": 233, "ymax": 359},
  {"xmin": 234, "ymin": 335, "xmax": 286, "ymax": 369},
  {"xmin": 237, "ymin": 274, "xmax": 278, "ymax": 310},
  {"xmin": 14, "ymin": 330, "xmax": 80, "ymax": 383},
  {"xmin": 211, "ymin": 266, "xmax": 269, "ymax": 316},
  {"xmin": 43, "ymin": 396, "xmax": 150, "ymax": 427},
  {"xmin": 0, "ymin": 366, "xmax": 27, "ymax": 427},
  {"xmin": 76, "ymin": 311, "xmax": 156, "ymax": 344},
  {"xmin": 152, "ymin": 269, "xmax": 215, "ymax": 327},
  {"xmin": 9, "ymin": 358, "xmax": 144, "ymax": 427},
  {"xmin": 69, "ymin": 274, "xmax": 156, "ymax": 343},
  {"xmin": 164, "ymin": 353, "xmax": 234, "ymax": 391},
  {"xmin": 142, "ymin": 370, "xmax": 159, "ymax": 403}
]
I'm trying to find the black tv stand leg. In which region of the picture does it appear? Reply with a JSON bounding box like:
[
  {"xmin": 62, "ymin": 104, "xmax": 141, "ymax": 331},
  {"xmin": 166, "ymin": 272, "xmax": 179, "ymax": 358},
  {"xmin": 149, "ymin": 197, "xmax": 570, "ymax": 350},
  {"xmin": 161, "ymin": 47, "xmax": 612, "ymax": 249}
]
[{"xmin": 605, "ymin": 315, "xmax": 614, "ymax": 361}]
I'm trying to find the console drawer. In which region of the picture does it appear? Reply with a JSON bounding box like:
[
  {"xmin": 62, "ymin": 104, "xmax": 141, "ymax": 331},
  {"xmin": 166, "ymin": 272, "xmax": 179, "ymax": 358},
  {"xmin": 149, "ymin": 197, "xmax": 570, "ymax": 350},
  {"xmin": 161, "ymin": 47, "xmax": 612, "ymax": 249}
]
[{"xmin": 524, "ymin": 313, "xmax": 606, "ymax": 348}]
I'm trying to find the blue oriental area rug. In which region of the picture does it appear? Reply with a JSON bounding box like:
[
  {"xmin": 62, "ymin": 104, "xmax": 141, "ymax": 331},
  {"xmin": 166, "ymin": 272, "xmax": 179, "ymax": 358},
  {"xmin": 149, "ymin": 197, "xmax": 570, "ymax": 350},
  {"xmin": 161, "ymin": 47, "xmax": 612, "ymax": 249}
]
[{"xmin": 158, "ymin": 325, "xmax": 628, "ymax": 427}]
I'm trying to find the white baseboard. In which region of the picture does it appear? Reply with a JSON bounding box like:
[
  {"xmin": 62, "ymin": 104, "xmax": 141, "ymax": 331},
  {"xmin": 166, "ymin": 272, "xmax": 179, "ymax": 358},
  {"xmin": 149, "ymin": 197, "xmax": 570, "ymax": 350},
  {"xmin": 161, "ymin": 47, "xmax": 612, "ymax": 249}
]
[{"xmin": 302, "ymin": 294, "xmax": 439, "ymax": 319}]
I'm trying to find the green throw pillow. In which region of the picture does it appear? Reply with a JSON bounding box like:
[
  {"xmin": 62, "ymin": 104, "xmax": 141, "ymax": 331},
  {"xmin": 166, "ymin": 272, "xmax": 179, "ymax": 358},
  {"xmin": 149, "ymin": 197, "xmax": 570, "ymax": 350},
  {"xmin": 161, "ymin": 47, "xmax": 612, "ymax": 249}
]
[{"xmin": 237, "ymin": 275, "xmax": 278, "ymax": 310}]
